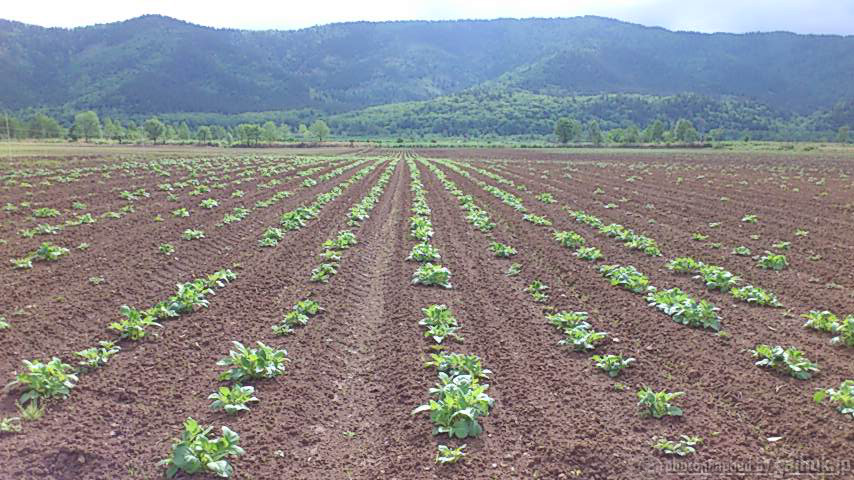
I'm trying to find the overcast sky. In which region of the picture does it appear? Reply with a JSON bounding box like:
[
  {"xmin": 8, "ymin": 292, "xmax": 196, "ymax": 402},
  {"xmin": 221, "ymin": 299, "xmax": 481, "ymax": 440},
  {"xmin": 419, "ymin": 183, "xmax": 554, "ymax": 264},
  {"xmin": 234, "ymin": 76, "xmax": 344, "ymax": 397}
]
[{"xmin": 4, "ymin": 0, "xmax": 854, "ymax": 35}]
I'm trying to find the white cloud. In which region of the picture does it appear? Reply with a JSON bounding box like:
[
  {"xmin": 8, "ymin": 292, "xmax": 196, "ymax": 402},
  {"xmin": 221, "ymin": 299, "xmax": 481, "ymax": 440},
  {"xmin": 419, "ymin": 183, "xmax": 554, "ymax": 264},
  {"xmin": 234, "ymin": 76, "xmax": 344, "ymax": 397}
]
[{"xmin": 3, "ymin": 0, "xmax": 853, "ymax": 35}]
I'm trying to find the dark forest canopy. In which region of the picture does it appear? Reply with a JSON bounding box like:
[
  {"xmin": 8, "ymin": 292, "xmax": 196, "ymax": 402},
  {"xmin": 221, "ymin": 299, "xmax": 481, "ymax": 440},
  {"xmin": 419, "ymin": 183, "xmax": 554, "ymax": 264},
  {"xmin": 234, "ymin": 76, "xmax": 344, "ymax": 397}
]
[{"xmin": 1, "ymin": 15, "xmax": 853, "ymax": 140}]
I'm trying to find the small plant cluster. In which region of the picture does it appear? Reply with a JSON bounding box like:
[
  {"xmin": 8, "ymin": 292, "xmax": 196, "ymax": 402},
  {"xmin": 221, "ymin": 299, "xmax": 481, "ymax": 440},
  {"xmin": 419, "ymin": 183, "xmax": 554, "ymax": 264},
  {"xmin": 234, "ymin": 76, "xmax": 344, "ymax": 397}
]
[
  {"xmin": 653, "ymin": 435, "xmax": 702, "ymax": 456},
  {"xmin": 10, "ymin": 242, "xmax": 69, "ymax": 270},
  {"xmin": 569, "ymin": 211, "xmax": 662, "ymax": 257},
  {"xmin": 488, "ymin": 241, "xmax": 517, "ymax": 258},
  {"xmin": 646, "ymin": 287, "xmax": 721, "ymax": 331},
  {"xmin": 536, "ymin": 192, "xmax": 556, "ymax": 204},
  {"xmin": 273, "ymin": 162, "xmax": 378, "ymax": 237},
  {"xmin": 526, "ymin": 280, "xmax": 550, "ymax": 303},
  {"xmin": 311, "ymin": 230, "xmax": 358, "ymax": 283},
  {"xmin": 637, "ymin": 386, "xmax": 685, "ymax": 418},
  {"xmin": 272, "ymin": 299, "xmax": 324, "ymax": 336},
  {"xmin": 545, "ymin": 311, "xmax": 608, "ymax": 352},
  {"xmin": 407, "ymin": 159, "xmax": 452, "ymax": 288},
  {"xmin": 814, "ymin": 380, "xmax": 854, "ymax": 419},
  {"xmin": 413, "ymin": 352, "xmax": 494, "ymax": 440},
  {"xmin": 419, "ymin": 304, "xmax": 463, "ymax": 344},
  {"xmin": 751, "ymin": 344, "xmax": 819, "ymax": 379},
  {"xmin": 160, "ymin": 417, "xmax": 244, "ymax": 478},
  {"xmin": 6, "ymin": 357, "xmax": 79, "ymax": 405},
  {"xmin": 110, "ymin": 269, "xmax": 236, "ymax": 340},
  {"xmin": 348, "ymin": 160, "xmax": 397, "ymax": 226},
  {"xmin": 599, "ymin": 264, "xmax": 650, "ymax": 293},
  {"xmin": 667, "ymin": 257, "xmax": 781, "ymax": 307},
  {"xmin": 220, "ymin": 206, "xmax": 250, "ymax": 225},
  {"xmin": 757, "ymin": 251, "xmax": 789, "ymax": 271},
  {"xmin": 19, "ymin": 223, "xmax": 64, "ymax": 238},
  {"xmin": 802, "ymin": 310, "xmax": 854, "ymax": 347},
  {"xmin": 553, "ymin": 230, "xmax": 603, "ymax": 261},
  {"xmin": 522, "ymin": 213, "xmax": 552, "ymax": 226}
]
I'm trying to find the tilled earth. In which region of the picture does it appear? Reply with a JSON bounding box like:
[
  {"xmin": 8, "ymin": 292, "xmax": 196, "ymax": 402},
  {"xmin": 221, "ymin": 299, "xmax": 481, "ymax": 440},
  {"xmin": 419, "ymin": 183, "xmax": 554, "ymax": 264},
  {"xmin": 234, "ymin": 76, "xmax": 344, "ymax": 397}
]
[{"xmin": 1, "ymin": 148, "xmax": 853, "ymax": 479}]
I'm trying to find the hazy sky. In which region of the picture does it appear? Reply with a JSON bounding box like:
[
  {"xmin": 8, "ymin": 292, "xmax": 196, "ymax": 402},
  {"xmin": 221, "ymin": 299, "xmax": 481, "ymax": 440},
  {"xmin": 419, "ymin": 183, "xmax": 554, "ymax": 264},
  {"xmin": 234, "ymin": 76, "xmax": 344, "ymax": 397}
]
[{"xmin": 4, "ymin": 0, "xmax": 854, "ymax": 35}]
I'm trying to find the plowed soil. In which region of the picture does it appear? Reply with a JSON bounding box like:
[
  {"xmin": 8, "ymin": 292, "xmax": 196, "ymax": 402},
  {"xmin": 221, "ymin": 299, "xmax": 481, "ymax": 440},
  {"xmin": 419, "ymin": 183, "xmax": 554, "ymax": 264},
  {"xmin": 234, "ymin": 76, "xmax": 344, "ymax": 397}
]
[{"xmin": 1, "ymin": 147, "xmax": 853, "ymax": 479}]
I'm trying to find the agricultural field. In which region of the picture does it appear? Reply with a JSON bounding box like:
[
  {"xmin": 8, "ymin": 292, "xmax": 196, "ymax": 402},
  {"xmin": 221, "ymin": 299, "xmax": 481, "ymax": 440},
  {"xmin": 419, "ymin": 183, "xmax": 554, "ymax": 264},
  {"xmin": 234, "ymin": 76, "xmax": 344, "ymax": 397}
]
[{"xmin": 0, "ymin": 146, "xmax": 853, "ymax": 479}]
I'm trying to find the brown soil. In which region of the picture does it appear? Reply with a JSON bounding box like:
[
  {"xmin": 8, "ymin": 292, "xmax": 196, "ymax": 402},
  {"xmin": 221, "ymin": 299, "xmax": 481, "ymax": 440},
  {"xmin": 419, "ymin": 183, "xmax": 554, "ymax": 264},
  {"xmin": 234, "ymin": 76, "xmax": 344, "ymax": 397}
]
[{"xmin": 0, "ymin": 148, "xmax": 852, "ymax": 479}]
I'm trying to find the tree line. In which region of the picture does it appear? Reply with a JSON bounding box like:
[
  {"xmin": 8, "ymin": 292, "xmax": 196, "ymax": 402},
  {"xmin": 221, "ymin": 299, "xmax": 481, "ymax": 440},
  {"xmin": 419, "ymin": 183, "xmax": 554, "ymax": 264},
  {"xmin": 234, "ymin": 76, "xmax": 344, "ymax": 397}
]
[{"xmin": 0, "ymin": 111, "xmax": 331, "ymax": 144}]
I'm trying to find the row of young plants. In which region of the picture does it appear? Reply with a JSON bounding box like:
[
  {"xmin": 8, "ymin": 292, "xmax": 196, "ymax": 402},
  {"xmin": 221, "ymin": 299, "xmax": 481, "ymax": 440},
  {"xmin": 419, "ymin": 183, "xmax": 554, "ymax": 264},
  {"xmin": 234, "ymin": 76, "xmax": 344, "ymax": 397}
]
[
  {"xmin": 433, "ymin": 159, "xmax": 703, "ymax": 453},
  {"xmin": 2, "ymin": 269, "xmax": 237, "ymax": 433},
  {"xmin": 406, "ymin": 157, "xmax": 453, "ymax": 288},
  {"xmin": 165, "ymin": 160, "xmax": 399, "ymax": 478},
  {"xmin": 161, "ymin": 338, "xmax": 289, "ymax": 478},
  {"xmin": 666, "ymin": 257, "xmax": 782, "ymax": 307},
  {"xmin": 464, "ymin": 160, "xmax": 853, "ymax": 424},
  {"xmin": 260, "ymin": 160, "xmax": 379, "ymax": 247}
]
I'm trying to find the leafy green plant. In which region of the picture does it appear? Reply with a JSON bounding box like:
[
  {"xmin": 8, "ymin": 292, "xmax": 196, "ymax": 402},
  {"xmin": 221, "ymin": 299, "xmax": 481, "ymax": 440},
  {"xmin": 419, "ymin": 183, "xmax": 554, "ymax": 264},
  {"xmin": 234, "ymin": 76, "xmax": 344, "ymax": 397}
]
[
  {"xmin": 526, "ymin": 280, "xmax": 549, "ymax": 303},
  {"xmin": 695, "ymin": 264, "xmax": 740, "ymax": 292},
  {"xmin": 34, "ymin": 242, "xmax": 69, "ymax": 261},
  {"xmin": 653, "ymin": 436, "xmax": 702, "ymax": 456},
  {"xmin": 801, "ymin": 310, "xmax": 839, "ymax": 332},
  {"xmin": 536, "ymin": 192, "xmax": 555, "ymax": 204},
  {"xmin": 407, "ymin": 242, "xmax": 441, "ymax": 262},
  {"xmin": 813, "ymin": 380, "xmax": 854, "ymax": 418},
  {"xmin": 32, "ymin": 207, "xmax": 60, "ymax": 218},
  {"xmin": 691, "ymin": 232, "xmax": 708, "ymax": 241},
  {"xmin": 637, "ymin": 387, "xmax": 684, "ymax": 418},
  {"xmin": 7, "ymin": 357, "xmax": 78, "ymax": 404},
  {"xmin": 182, "ymin": 229, "xmax": 205, "ymax": 240},
  {"xmin": 751, "ymin": 344, "xmax": 818, "ymax": 380},
  {"xmin": 259, "ymin": 227, "xmax": 284, "ymax": 247},
  {"xmin": 772, "ymin": 240, "xmax": 791, "ymax": 251},
  {"xmin": 109, "ymin": 305, "xmax": 163, "ymax": 340},
  {"xmin": 16, "ymin": 400, "xmax": 44, "ymax": 421},
  {"xmin": 730, "ymin": 285, "xmax": 782, "ymax": 307},
  {"xmin": 0, "ymin": 316, "xmax": 9, "ymax": 330},
  {"xmin": 425, "ymin": 353, "xmax": 491, "ymax": 380},
  {"xmin": 200, "ymin": 199, "xmax": 219, "ymax": 209},
  {"xmin": 522, "ymin": 214, "xmax": 552, "ymax": 226},
  {"xmin": 159, "ymin": 243, "xmax": 175, "ymax": 255},
  {"xmin": 436, "ymin": 444, "xmax": 466, "ymax": 465},
  {"xmin": 10, "ymin": 257, "xmax": 33, "ymax": 270},
  {"xmin": 505, "ymin": 263, "xmax": 521, "ymax": 276},
  {"xmin": 159, "ymin": 417, "xmax": 244, "ymax": 478},
  {"xmin": 217, "ymin": 341, "xmax": 289, "ymax": 382},
  {"xmin": 488, "ymin": 242, "xmax": 517, "ymax": 258},
  {"xmin": 0, "ymin": 416, "xmax": 21, "ymax": 433},
  {"xmin": 559, "ymin": 324, "xmax": 608, "ymax": 351},
  {"xmin": 795, "ymin": 229, "xmax": 810, "ymax": 237},
  {"xmin": 831, "ymin": 316, "xmax": 854, "ymax": 347},
  {"xmin": 412, "ymin": 373, "xmax": 494, "ymax": 439},
  {"xmin": 75, "ymin": 341, "xmax": 121, "ymax": 369},
  {"xmin": 88, "ymin": 276, "xmax": 105, "ymax": 286},
  {"xmin": 732, "ymin": 246, "xmax": 752, "ymax": 256},
  {"xmin": 546, "ymin": 311, "xmax": 588, "ymax": 330},
  {"xmin": 646, "ymin": 288, "xmax": 721, "ymax": 331},
  {"xmin": 666, "ymin": 257, "xmax": 701, "ymax": 273},
  {"xmin": 209, "ymin": 385, "xmax": 259, "ymax": 414},
  {"xmin": 575, "ymin": 246, "xmax": 603, "ymax": 261},
  {"xmin": 592, "ymin": 354, "xmax": 635, "ymax": 378},
  {"xmin": 172, "ymin": 208, "xmax": 190, "ymax": 218},
  {"xmin": 741, "ymin": 214, "xmax": 759, "ymax": 224},
  {"xmin": 412, "ymin": 263, "xmax": 452, "ymax": 288},
  {"xmin": 310, "ymin": 263, "xmax": 338, "ymax": 283},
  {"xmin": 553, "ymin": 230, "xmax": 586, "ymax": 249},
  {"xmin": 757, "ymin": 252, "xmax": 788, "ymax": 270},
  {"xmin": 419, "ymin": 305, "xmax": 463, "ymax": 344},
  {"xmin": 600, "ymin": 265, "xmax": 650, "ymax": 294}
]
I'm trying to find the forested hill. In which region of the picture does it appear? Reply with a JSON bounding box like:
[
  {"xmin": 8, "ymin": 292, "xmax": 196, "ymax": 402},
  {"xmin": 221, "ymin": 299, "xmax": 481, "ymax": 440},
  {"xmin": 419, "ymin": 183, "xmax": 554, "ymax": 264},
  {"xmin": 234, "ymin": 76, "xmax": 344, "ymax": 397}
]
[{"xmin": 2, "ymin": 14, "xmax": 854, "ymax": 117}]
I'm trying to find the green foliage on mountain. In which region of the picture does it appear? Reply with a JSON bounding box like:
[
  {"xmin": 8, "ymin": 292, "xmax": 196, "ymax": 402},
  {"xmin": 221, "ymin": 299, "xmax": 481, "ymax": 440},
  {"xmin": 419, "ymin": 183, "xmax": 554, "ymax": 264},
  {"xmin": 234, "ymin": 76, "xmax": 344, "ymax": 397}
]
[{"xmin": 2, "ymin": 15, "xmax": 854, "ymax": 116}]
